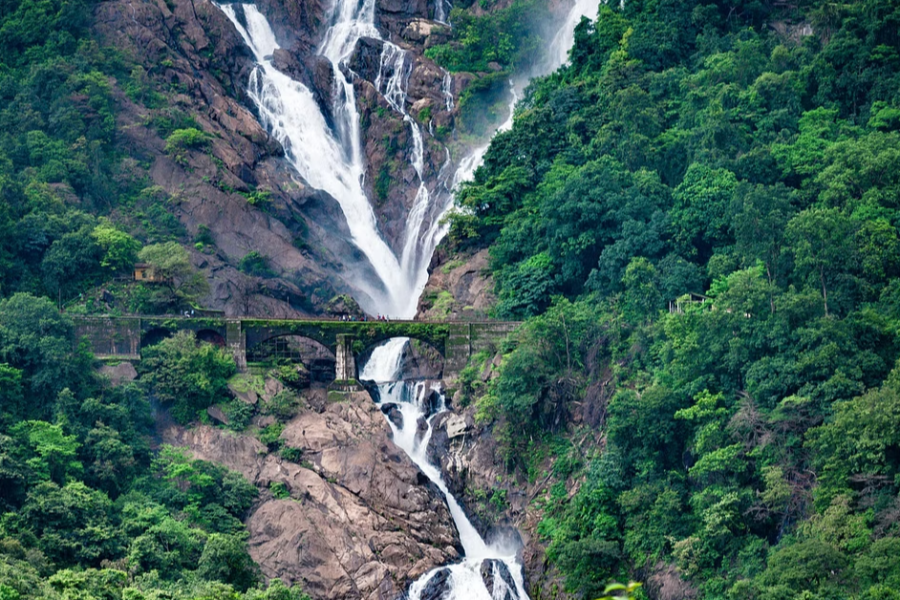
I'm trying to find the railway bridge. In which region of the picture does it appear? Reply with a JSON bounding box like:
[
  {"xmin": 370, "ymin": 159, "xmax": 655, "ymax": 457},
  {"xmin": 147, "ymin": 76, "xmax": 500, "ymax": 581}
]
[{"xmin": 72, "ymin": 315, "xmax": 520, "ymax": 384}]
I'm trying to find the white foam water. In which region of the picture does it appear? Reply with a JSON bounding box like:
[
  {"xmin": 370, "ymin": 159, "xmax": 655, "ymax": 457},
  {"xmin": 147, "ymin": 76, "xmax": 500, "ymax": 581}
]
[
  {"xmin": 362, "ymin": 339, "xmax": 528, "ymax": 600},
  {"xmin": 214, "ymin": 0, "xmax": 603, "ymax": 595},
  {"xmin": 218, "ymin": 3, "xmax": 405, "ymax": 314}
]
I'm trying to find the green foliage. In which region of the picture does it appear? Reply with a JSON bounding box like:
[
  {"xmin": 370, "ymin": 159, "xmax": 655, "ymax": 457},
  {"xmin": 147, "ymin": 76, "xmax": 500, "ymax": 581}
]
[
  {"xmin": 425, "ymin": 0, "xmax": 549, "ymax": 73},
  {"xmin": 269, "ymin": 481, "xmax": 289, "ymax": 499},
  {"xmin": 91, "ymin": 219, "xmax": 141, "ymax": 273},
  {"xmin": 164, "ymin": 128, "xmax": 211, "ymax": 163},
  {"xmin": 222, "ymin": 399, "xmax": 253, "ymax": 431},
  {"xmin": 0, "ymin": 296, "xmax": 307, "ymax": 599},
  {"xmin": 257, "ymin": 423, "xmax": 284, "ymax": 451},
  {"xmin": 139, "ymin": 331, "xmax": 236, "ymax": 424},
  {"xmin": 0, "ymin": 293, "xmax": 91, "ymax": 414},
  {"xmin": 196, "ymin": 533, "xmax": 260, "ymax": 592},
  {"xmin": 136, "ymin": 243, "xmax": 209, "ymax": 312},
  {"xmin": 238, "ymin": 251, "xmax": 274, "ymax": 278},
  {"xmin": 455, "ymin": 0, "xmax": 900, "ymax": 597}
]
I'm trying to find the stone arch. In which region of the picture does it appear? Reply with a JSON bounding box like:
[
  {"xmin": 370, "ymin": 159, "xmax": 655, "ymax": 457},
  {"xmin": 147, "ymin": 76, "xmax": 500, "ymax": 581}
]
[
  {"xmin": 357, "ymin": 337, "xmax": 444, "ymax": 381},
  {"xmin": 141, "ymin": 327, "xmax": 173, "ymax": 350},
  {"xmin": 196, "ymin": 329, "xmax": 226, "ymax": 347},
  {"xmin": 247, "ymin": 334, "xmax": 337, "ymax": 383}
]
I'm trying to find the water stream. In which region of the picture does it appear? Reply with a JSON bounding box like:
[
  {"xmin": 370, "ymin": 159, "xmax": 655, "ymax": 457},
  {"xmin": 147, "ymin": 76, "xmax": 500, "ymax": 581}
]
[{"xmin": 362, "ymin": 339, "xmax": 529, "ymax": 600}]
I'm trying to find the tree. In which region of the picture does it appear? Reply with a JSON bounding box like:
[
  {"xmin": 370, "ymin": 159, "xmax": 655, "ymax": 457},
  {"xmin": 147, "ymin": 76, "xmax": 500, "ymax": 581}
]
[
  {"xmin": 40, "ymin": 228, "xmax": 102, "ymax": 297},
  {"xmin": 620, "ymin": 257, "xmax": 661, "ymax": 324},
  {"xmin": 197, "ymin": 534, "xmax": 260, "ymax": 592},
  {"xmin": 0, "ymin": 294, "xmax": 90, "ymax": 414},
  {"xmin": 733, "ymin": 182, "xmax": 793, "ymax": 312},
  {"xmin": 0, "ymin": 364, "xmax": 24, "ymax": 423},
  {"xmin": 18, "ymin": 481, "xmax": 121, "ymax": 566},
  {"xmin": 91, "ymin": 219, "xmax": 140, "ymax": 273},
  {"xmin": 806, "ymin": 369, "xmax": 900, "ymax": 507},
  {"xmin": 139, "ymin": 332, "xmax": 236, "ymax": 424},
  {"xmin": 786, "ymin": 207, "xmax": 856, "ymax": 317},
  {"xmin": 670, "ymin": 164, "xmax": 738, "ymax": 260},
  {"xmin": 9, "ymin": 420, "xmax": 82, "ymax": 485}
]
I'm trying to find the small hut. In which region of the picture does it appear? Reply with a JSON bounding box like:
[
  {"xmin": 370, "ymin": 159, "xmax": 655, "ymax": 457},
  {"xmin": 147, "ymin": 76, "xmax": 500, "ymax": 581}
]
[{"xmin": 133, "ymin": 263, "xmax": 166, "ymax": 283}]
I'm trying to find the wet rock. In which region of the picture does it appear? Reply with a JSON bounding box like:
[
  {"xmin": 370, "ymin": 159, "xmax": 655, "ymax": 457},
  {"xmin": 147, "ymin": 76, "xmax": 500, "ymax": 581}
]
[
  {"xmin": 417, "ymin": 568, "xmax": 452, "ymax": 600},
  {"xmin": 400, "ymin": 340, "xmax": 444, "ymax": 380},
  {"xmin": 381, "ymin": 402, "xmax": 404, "ymax": 428},
  {"xmin": 480, "ymin": 559, "xmax": 520, "ymax": 600},
  {"xmin": 416, "ymin": 415, "xmax": 429, "ymax": 438},
  {"xmin": 444, "ymin": 414, "xmax": 468, "ymax": 439},
  {"xmin": 416, "ymin": 248, "xmax": 496, "ymax": 320},
  {"xmin": 349, "ymin": 36, "xmax": 385, "ymax": 85}
]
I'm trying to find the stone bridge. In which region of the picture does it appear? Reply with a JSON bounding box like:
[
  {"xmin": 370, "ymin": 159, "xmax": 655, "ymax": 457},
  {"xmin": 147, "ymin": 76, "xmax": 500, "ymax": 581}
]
[{"xmin": 73, "ymin": 316, "xmax": 520, "ymax": 384}]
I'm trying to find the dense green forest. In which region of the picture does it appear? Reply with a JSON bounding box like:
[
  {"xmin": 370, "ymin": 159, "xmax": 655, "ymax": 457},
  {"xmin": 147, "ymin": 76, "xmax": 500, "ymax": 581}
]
[
  {"xmin": 0, "ymin": 0, "xmax": 208, "ymax": 312},
  {"xmin": 2, "ymin": 0, "xmax": 900, "ymax": 597},
  {"xmin": 448, "ymin": 0, "xmax": 900, "ymax": 597},
  {"xmin": 0, "ymin": 0, "xmax": 315, "ymax": 595},
  {"xmin": 0, "ymin": 293, "xmax": 309, "ymax": 599}
]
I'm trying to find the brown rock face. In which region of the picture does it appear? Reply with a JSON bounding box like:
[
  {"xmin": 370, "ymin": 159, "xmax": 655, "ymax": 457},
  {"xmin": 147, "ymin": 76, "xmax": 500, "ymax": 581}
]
[
  {"xmin": 90, "ymin": 0, "xmax": 377, "ymax": 316},
  {"xmin": 162, "ymin": 391, "xmax": 460, "ymax": 600}
]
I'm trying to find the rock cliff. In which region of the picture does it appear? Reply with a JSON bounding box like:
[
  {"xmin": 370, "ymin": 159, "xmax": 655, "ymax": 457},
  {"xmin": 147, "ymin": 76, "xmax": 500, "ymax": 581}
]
[
  {"xmin": 90, "ymin": 0, "xmax": 468, "ymax": 316},
  {"xmin": 162, "ymin": 390, "xmax": 460, "ymax": 599}
]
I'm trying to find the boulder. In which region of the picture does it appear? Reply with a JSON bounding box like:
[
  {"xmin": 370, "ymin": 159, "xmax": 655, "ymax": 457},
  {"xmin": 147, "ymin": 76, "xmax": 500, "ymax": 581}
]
[{"xmin": 417, "ymin": 568, "xmax": 452, "ymax": 600}]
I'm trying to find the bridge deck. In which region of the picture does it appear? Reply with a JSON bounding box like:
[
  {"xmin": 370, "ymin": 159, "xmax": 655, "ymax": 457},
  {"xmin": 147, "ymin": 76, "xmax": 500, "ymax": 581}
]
[{"xmin": 73, "ymin": 315, "xmax": 521, "ymax": 377}]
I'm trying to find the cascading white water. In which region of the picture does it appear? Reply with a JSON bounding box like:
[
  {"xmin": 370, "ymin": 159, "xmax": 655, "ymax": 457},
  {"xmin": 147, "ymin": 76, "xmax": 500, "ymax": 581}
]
[
  {"xmin": 362, "ymin": 340, "xmax": 529, "ymax": 600},
  {"xmin": 374, "ymin": 42, "xmax": 433, "ymax": 281},
  {"xmin": 434, "ymin": 0, "xmax": 451, "ymax": 24},
  {"xmin": 218, "ymin": 3, "xmax": 405, "ymax": 314},
  {"xmin": 442, "ymin": 71, "xmax": 455, "ymax": 111},
  {"xmin": 544, "ymin": 0, "xmax": 600, "ymax": 70},
  {"xmin": 216, "ymin": 0, "xmax": 601, "ymax": 594},
  {"xmin": 216, "ymin": 0, "xmax": 599, "ymax": 318}
]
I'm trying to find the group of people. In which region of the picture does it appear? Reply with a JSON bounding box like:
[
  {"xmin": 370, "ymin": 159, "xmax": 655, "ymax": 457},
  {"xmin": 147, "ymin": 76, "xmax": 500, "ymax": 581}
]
[{"xmin": 338, "ymin": 314, "xmax": 392, "ymax": 322}]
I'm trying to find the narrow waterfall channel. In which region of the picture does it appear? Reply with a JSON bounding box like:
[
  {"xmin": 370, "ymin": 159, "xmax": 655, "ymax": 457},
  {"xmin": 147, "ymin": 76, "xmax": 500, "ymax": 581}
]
[{"xmin": 362, "ymin": 339, "xmax": 529, "ymax": 600}]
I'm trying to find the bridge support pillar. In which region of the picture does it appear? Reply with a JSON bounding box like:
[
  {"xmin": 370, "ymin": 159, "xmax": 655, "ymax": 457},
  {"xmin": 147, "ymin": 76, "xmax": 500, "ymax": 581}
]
[
  {"xmin": 226, "ymin": 319, "xmax": 247, "ymax": 372},
  {"xmin": 331, "ymin": 334, "xmax": 362, "ymax": 392}
]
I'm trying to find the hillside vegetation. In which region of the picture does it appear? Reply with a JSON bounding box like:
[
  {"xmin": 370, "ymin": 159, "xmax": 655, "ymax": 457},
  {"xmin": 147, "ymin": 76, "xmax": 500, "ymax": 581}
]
[{"xmin": 449, "ymin": 0, "xmax": 900, "ymax": 597}]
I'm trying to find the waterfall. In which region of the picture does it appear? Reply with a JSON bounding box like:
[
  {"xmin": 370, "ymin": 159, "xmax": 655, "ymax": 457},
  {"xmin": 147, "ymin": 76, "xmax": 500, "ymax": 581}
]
[
  {"xmin": 434, "ymin": 0, "xmax": 451, "ymax": 24},
  {"xmin": 543, "ymin": 0, "xmax": 600, "ymax": 70},
  {"xmin": 442, "ymin": 71, "xmax": 454, "ymax": 111},
  {"xmin": 362, "ymin": 340, "xmax": 529, "ymax": 600},
  {"xmin": 217, "ymin": 3, "xmax": 406, "ymax": 314},
  {"xmin": 447, "ymin": 0, "xmax": 599, "ymax": 191},
  {"xmin": 214, "ymin": 0, "xmax": 602, "ymax": 594}
]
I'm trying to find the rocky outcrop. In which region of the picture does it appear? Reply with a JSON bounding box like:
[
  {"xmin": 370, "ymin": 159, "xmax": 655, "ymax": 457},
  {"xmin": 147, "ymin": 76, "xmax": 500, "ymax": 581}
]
[
  {"xmin": 99, "ymin": 362, "xmax": 138, "ymax": 386},
  {"xmin": 162, "ymin": 391, "xmax": 460, "ymax": 600},
  {"xmin": 426, "ymin": 389, "xmax": 589, "ymax": 599},
  {"xmin": 417, "ymin": 248, "xmax": 496, "ymax": 320},
  {"xmin": 90, "ymin": 0, "xmax": 373, "ymax": 316}
]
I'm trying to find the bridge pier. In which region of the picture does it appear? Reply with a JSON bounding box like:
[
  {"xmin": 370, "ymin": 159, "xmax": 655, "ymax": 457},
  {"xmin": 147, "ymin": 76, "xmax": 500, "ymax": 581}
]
[
  {"xmin": 226, "ymin": 319, "xmax": 247, "ymax": 371},
  {"xmin": 331, "ymin": 334, "xmax": 362, "ymax": 392}
]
